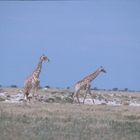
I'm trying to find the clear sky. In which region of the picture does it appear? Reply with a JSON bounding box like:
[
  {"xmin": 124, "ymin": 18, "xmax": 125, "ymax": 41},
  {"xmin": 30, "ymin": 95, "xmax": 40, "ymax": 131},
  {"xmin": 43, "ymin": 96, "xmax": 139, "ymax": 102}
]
[{"xmin": 0, "ymin": 1, "xmax": 140, "ymax": 90}]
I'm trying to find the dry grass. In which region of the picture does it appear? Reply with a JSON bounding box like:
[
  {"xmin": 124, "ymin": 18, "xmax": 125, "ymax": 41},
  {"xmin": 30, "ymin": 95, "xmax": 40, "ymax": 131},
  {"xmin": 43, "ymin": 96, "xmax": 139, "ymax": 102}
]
[{"xmin": 0, "ymin": 102, "xmax": 140, "ymax": 140}]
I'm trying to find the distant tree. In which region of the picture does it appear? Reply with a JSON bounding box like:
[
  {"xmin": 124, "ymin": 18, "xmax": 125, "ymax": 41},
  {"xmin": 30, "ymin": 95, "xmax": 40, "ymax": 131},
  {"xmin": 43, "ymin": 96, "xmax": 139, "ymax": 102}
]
[
  {"xmin": 45, "ymin": 85, "xmax": 50, "ymax": 89},
  {"xmin": 93, "ymin": 87, "xmax": 98, "ymax": 90},
  {"xmin": 0, "ymin": 85, "xmax": 2, "ymax": 88},
  {"xmin": 10, "ymin": 85, "xmax": 18, "ymax": 88},
  {"xmin": 124, "ymin": 88, "xmax": 128, "ymax": 91},
  {"xmin": 112, "ymin": 88, "xmax": 118, "ymax": 91},
  {"xmin": 0, "ymin": 88, "xmax": 4, "ymax": 93},
  {"xmin": 67, "ymin": 86, "xmax": 70, "ymax": 89}
]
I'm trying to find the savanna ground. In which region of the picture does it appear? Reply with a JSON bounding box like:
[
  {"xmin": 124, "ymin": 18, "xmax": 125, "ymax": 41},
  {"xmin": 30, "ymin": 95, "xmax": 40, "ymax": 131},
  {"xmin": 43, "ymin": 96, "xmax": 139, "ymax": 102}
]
[{"xmin": 0, "ymin": 88, "xmax": 140, "ymax": 140}]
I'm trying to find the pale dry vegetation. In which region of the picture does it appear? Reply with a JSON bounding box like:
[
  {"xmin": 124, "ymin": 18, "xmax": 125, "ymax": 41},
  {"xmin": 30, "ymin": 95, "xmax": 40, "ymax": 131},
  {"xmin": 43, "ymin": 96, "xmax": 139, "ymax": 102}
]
[{"xmin": 0, "ymin": 102, "xmax": 140, "ymax": 140}]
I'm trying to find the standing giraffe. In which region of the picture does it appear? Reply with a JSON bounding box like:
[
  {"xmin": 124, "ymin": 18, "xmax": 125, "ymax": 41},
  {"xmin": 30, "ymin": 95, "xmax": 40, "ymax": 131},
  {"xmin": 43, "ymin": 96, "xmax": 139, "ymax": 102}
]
[
  {"xmin": 23, "ymin": 54, "xmax": 49, "ymax": 101},
  {"xmin": 72, "ymin": 66, "xmax": 106, "ymax": 104}
]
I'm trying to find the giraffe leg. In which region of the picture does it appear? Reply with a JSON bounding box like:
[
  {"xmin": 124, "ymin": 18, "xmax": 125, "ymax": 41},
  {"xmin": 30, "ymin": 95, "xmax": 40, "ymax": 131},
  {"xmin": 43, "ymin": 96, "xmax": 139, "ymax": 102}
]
[
  {"xmin": 32, "ymin": 89, "xmax": 35, "ymax": 101},
  {"xmin": 71, "ymin": 92, "xmax": 75, "ymax": 103},
  {"xmin": 89, "ymin": 90, "xmax": 95, "ymax": 104},
  {"xmin": 83, "ymin": 91, "xmax": 88, "ymax": 104},
  {"xmin": 24, "ymin": 81, "xmax": 32, "ymax": 102},
  {"xmin": 32, "ymin": 87, "xmax": 37, "ymax": 102},
  {"xmin": 75, "ymin": 90, "xmax": 80, "ymax": 104},
  {"xmin": 83, "ymin": 84, "xmax": 90, "ymax": 104},
  {"xmin": 73, "ymin": 86, "xmax": 79, "ymax": 104},
  {"xmin": 25, "ymin": 90, "xmax": 31, "ymax": 102},
  {"xmin": 72, "ymin": 91, "xmax": 78, "ymax": 103},
  {"xmin": 24, "ymin": 93, "xmax": 28, "ymax": 101},
  {"xmin": 24, "ymin": 88, "xmax": 30, "ymax": 101},
  {"xmin": 74, "ymin": 89, "xmax": 81, "ymax": 104},
  {"xmin": 33, "ymin": 87, "xmax": 38, "ymax": 101},
  {"xmin": 86, "ymin": 85, "xmax": 94, "ymax": 104},
  {"xmin": 32, "ymin": 80, "xmax": 40, "ymax": 100},
  {"xmin": 76, "ymin": 92, "xmax": 80, "ymax": 104},
  {"xmin": 24, "ymin": 91, "xmax": 32, "ymax": 103}
]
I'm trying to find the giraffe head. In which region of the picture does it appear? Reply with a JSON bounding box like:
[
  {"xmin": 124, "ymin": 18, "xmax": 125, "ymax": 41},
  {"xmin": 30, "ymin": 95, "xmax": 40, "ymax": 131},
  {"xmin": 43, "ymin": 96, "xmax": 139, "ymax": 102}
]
[
  {"xmin": 99, "ymin": 66, "xmax": 106, "ymax": 73},
  {"xmin": 40, "ymin": 54, "xmax": 50, "ymax": 62}
]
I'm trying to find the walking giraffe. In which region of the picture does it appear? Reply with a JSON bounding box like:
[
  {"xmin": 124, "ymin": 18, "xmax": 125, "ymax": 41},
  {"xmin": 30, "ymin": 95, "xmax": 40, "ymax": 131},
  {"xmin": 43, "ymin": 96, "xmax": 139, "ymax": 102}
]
[
  {"xmin": 72, "ymin": 66, "xmax": 106, "ymax": 104},
  {"xmin": 23, "ymin": 54, "xmax": 50, "ymax": 101}
]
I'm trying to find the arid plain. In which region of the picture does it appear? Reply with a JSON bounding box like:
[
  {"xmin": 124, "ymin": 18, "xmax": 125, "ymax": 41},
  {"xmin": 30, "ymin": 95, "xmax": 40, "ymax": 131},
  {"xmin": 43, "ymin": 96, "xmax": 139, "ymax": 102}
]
[{"xmin": 0, "ymin": 87, "xmax": 140, "ymax": 140}]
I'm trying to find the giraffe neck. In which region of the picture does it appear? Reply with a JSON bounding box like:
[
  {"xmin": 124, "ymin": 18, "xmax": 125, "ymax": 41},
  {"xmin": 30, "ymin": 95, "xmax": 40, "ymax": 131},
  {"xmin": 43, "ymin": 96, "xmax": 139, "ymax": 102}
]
[
  {"xmin": 84, "ymin": 68, "xmax": 101, "ymax": 82},
  {"xmin": 32, "ymin": 59, "xmax": 43, "ymax": 78}
]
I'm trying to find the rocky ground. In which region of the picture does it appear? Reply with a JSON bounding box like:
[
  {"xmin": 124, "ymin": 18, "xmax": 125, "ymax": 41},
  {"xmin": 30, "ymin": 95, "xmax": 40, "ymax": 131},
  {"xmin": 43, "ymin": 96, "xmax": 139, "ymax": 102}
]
[{"xmin": 0, "ymin": 87, "xmax": 140, "ymax": 106}]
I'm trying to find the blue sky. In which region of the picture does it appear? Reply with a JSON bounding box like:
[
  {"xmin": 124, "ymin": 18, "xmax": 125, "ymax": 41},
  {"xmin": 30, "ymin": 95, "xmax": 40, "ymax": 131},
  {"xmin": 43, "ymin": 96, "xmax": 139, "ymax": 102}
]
[{"xmin": 0, "ymin": 1, "xmax": 140, "ymax": 90}]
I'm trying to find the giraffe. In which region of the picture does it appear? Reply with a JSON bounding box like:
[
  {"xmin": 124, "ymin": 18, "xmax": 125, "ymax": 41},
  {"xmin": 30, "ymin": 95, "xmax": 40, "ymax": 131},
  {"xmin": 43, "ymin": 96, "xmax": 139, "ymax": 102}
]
[
  {"xmin": 72, "ymin": 66, "xmax": 106, "ymax": 104},
  {"xmin": 23, "ymin": 54, "xmax": 50, "ymax": 101}
]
